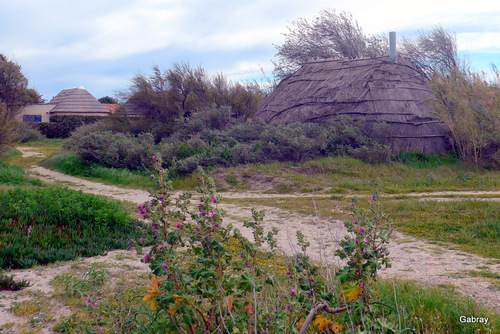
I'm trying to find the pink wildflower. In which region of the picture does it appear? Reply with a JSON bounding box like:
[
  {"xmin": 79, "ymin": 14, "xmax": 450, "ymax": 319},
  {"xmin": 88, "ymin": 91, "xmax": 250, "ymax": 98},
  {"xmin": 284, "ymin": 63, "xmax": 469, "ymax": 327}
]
[{"xmin": 290, "ymin": 289, "xmax": 295, "ymax": 296}]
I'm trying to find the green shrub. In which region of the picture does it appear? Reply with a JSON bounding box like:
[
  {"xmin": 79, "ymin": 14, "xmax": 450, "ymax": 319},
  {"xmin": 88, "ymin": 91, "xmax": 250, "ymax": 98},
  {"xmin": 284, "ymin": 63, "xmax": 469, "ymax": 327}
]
[
  {"xmin": 15, "ymin": 122, "xmax": 45, "ymax": 143},
  {"xmin": 0, "ymin": 162, "xmax": 42, "ymax": 186},
  {"xmin": 37, "ymin": 115, "xmax": 104, "ymax": 139},
  {"xmin": 66, "ymin": 131, "xmax": 155, "ymax": 170},
  {"xmin": 0, "ymin": 186, "xmax": 151, "ymax": 269}
]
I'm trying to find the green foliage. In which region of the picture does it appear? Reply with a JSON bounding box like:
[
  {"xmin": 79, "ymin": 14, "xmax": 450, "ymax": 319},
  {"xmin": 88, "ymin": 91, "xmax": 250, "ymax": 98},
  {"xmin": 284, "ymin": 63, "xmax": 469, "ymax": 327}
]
[
  {"xmin": 64, "ymin": 131, "xmax": 155, "ymax": 170},
  {"xmin": 431, "ymin": 68, "xmax": 500, "ymax": 168},
  {"xmin": 0, "ymin": 162, "xmax": 42, "ymax": 186},
  {"xmin": 0, "ymin": 273, "xmax": 31, "ymax": 291},
  {"xmin": 373, "ymin": 280, "xmax": 499, "ymax": 333},
  {"xmin": 0, "ymin": 186, "xmax": 151, "ymax": 269},
  {"xmin": 160, "ymin": 115, "xmax": 391, "ymax": 175},
  {"xmin": 41, "ymin": 151, "xmax": 155, "ymax": 189},
  {"xmin": 98, "ymin": 96, "xmax": 118, "ymax": 104},
  {"xmin": 53, "ymin": 264, "xmax": 108, "ymax": 297},
  {"xmin": 129, "ymin": 158, "xmax": 395, "ymax": 333},
  {"xmin": 0, "ymin": 54, "xmax": 42, "ymax": 154},
  {"xmin": 37, "ymin": 115, "xmax": 104, "ymax": 139},
  {"xmin": 121, "ymin": 62, "xmax": 264, "ymax": 135},
  {"xmin": 15, "ymin": 122, "xmax": 45, "ymax": 143}
]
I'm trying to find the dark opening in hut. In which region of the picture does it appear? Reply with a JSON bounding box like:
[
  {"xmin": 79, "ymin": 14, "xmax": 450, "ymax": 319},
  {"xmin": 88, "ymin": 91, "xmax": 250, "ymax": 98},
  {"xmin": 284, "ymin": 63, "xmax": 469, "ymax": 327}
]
[{"xmin": 256, "ymin": 56, "xmax": 449, "ymax": 155}]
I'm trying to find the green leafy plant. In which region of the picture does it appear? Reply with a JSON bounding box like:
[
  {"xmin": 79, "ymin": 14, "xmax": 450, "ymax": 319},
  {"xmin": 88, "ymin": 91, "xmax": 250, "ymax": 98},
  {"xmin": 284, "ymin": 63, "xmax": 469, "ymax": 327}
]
[
  {"xmin": 0, "ymin": 273, "xmax": 31, "ymax": 291},
  {"xmin": 130, "ymin": 155, "xmax": 402, "ymax": 333}
]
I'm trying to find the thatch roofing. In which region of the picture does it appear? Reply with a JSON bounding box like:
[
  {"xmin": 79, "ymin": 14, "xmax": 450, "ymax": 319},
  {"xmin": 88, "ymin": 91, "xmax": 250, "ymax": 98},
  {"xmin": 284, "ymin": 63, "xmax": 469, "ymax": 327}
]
[
  {"xmin": 49, "ymin": 87, "xmax": 110, "ymax": 117},
  {"xmin": 256, "ymin": 56, "xmax": 449, "ymax": 154}
]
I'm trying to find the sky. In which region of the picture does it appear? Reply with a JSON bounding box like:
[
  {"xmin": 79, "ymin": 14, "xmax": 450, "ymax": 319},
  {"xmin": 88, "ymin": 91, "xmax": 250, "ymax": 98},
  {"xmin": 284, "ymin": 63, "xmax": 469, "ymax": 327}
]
[{"xmin": 1, "ymin": 0, "xmax": 500, "ymax": 102}]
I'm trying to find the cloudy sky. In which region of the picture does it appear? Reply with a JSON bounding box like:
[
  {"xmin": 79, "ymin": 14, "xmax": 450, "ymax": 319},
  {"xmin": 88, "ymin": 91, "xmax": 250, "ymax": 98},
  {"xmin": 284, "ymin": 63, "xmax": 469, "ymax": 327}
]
[{"xmin": 1, "ymin": 0, "xmax": 499, "ymax": 101}]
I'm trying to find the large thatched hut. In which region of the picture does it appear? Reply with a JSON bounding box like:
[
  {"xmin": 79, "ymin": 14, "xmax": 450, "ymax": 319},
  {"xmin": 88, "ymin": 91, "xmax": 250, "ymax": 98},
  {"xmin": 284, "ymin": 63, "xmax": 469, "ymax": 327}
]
[{"xmin": 256, "ymin": 56, "xmax": 449, "ymax": 154}]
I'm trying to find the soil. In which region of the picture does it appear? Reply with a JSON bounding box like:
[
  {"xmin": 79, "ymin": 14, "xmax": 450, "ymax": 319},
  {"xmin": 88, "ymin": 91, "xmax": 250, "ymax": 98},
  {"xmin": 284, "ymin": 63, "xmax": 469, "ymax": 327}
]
[{"xmin": 1, "ymin": 147, "xmax": 498, "ymax": 332}]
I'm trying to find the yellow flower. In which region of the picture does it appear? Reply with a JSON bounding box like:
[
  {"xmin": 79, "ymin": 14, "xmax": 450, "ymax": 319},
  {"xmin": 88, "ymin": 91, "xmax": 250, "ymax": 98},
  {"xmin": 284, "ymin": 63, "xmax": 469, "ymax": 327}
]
[
  {"xmin": 342, "ymin": 281, "xmax": 362, "ymax": 302},
  {"xmin": 173, "ymin": 294, "xmax": 184, "ymax": 303},
  {"xmin": 297, "ymin": 318, "xmax": 305, "ymax": 331},
  {"xmin": 332, "ymin": 322, "xmax": 343, "ymax": 333},
  {"xmin": 169, "ymin": 303, "xmax": 180, "ymax": 316},
  {"xmin": 314, "ymin": 315, "xmax": 332, "ymax": 331},
  {"xmin": 143, "ymin": 276, "xmax": 160, "ymax": 310}
]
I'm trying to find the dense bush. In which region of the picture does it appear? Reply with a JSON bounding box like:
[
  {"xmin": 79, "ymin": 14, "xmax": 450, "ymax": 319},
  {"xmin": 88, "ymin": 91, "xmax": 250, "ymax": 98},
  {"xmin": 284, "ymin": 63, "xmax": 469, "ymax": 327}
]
[
  {"xmin": 15, "ymin": 122, "xmax": 45, "ymax": 142},
  {"xmin": 65, "ymin": 131, "xmax": 155, "ymax": 170},
  {"xmin": 64, "ymin": 107, "xmax": 391, "ymax": 175},
  {"xmin": 431, "ymin": 69, "xmax": 500, "ymax": 168},
  {"xmin": 0, "ymin": 186, "xmax": 150, "ymax": 269},
  {"xmin": 160, "ymin": 115, "xmax": 391, "ymax": 175},
  {"xmin": 37, "ymin": 115, "xmax": 104, "ymax": 138}
]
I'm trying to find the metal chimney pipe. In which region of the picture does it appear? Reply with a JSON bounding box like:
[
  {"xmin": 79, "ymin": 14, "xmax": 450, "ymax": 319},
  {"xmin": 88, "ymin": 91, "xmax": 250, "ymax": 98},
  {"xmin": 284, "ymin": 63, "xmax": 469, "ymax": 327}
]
[{"xmin": 389, "ymin": 31, "xmax": 397, "ymax": 62}]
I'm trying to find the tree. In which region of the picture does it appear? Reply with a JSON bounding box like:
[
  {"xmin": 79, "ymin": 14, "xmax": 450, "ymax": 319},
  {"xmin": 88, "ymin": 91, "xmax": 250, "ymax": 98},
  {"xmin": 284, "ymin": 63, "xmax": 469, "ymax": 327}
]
[
  {"xmin": 273, "ymin": 9, "xmax": 388, "ymax": 79},
  {"xmin": 400, "ymin": 25, "xmax": 462, "ymax": 78},
  {"xmin": 120, "ymin": 62, "xmax": 264, "ymax": 140},
  {"xmin": 98, "ymin": 96, "xmax": 118, "ymax": 104},
  {"xmin": 0, "ymin": 54, "xmax": 41, "ymax": 153},
  {"xmin": 273, "ymin": 10, "xmax": 459, "ymax": 80}
]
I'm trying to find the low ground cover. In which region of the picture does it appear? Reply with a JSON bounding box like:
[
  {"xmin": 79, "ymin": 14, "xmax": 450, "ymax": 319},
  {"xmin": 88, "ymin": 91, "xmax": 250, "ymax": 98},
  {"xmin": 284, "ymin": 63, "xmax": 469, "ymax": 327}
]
[{"xmin": 0, "ymin": 162, "xmax": 153, "ymax": 269}]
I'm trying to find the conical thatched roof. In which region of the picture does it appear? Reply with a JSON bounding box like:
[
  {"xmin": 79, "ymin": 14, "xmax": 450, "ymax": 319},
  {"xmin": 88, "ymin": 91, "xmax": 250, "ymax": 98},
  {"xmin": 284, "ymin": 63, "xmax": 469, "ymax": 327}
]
[
  {"xmin": 49, "ymin": 87, "xmax": 110, "ymax": 117},
  {"xmin": 256, "ymin": 56, "xmax": 449, "ymax": 154}
]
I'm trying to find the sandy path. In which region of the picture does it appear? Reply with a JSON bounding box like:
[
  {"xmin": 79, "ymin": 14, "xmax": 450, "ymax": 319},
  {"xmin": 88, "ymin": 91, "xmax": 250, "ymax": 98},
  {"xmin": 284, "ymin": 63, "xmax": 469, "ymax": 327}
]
[{"xmin": 21, "ymin": 165, "xmax": 500, "ymax": 313}]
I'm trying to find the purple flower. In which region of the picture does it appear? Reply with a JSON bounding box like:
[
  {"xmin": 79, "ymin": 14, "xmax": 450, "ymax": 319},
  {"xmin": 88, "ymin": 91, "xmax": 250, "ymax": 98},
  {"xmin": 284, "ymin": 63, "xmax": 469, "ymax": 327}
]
[
  {"xmin": 371, "ymin": 195, "xmax": 375, "ymax": 201},
  {"xmin": 139, "ymin": 238, "xmax": 144, "ymax": 243},
  {"xmin": 152, "ymin": 225, "xmax": 157, "ymax": 231},
  {"xmin": 200, "ymin": 211, "xmax": 205, "ymax": 216},
  {"xmin": 285, "ymin": 305, "xmax": 291, "ymax": 311},
  {"xmin": 163, "ymin": 262, "xmax": 168, "ymax": 269},
  {"xmin": 144, "ymin": 254, "xmax": 149, "ymax": 261},
  {"xmin": 360, "ymin": 282, "xmax": 365, "ymax": 289},
  {"xmin": 212, "ymin": 198, "xmax": 217, "ymax": 203},
  {"xmin": 290, "ymin": 289, "xmax": 295, "ymax": 296},
  {"xmin": 350, "ymin": 202, "xmax": 354, "ymax": 206},
  {"xmin": 353, "ymin": 219, "xmax": 358, "ymax": 225},
  {"xmin": 92, "ymin": 302, "xmax": 98, "ymax": 307},
  {"xmin": 150, "ymin": 175, "xmax": 154, "ymax": 179},
  {"xmin": 86, "ymin": 295, "xmax": 91, "ymax": 304},
  {"xmin": 360, "ymin": 227, "xmax": 365, "ymax": 234},
  {"xmin": 176, "ymin": 223, "xmax": 180, "ymax": 229}
]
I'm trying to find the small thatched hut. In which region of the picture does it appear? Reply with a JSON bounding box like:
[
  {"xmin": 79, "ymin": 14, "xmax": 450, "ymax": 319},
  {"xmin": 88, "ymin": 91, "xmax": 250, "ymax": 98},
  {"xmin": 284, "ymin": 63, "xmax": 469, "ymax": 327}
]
[
  {"xmin": 256, "ymin": 56, "xmax": 449, "ymax": 154},
  {"xmin": 48, "ymin": 86, "xmax": 110, "ymax": 117}
]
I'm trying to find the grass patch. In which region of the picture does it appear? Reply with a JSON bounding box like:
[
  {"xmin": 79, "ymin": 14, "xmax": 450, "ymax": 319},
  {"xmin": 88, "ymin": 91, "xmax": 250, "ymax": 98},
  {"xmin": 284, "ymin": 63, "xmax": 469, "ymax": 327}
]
[
  {"xmin": 2, "ymin": 139, "xmax": 65, "ymax": 169},
  {"xmin": 383, "ymin": 200, "xmax": 500, "ymax": 258},
  {"xmin": 373, "ymin": 279, "xmax": 499, "ymax": 333},
  {"xmin": 41, "ymin": 150, "xmax": 156, "ymax": 190},
  {"xmin": 0, "ymin": 162, "xmax": 43, "ymax": 186},
  {"xmin": 0, "ymin": 186, "xmax": 153, "ymax": 269},
  {"xmin": 215, "ymin": 156, "xmax": 500, "ymax": 194}
]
